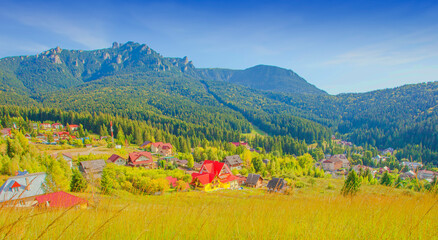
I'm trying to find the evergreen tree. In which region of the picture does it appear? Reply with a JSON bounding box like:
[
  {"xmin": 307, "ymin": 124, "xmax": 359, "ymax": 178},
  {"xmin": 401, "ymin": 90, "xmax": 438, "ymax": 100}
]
[
  {"xmin": 341, "ymin": 170, "xmax": 361, "ymax": 197},
  {"xmin": 70, "ymin": 169, "xmax": 88, "ymax": 192}
]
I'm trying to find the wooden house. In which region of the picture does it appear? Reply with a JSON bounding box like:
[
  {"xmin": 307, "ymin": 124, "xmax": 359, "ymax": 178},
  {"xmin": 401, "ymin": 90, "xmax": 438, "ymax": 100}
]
[
  {"xmin": 151, "ymin": 142, "xmax": 173, "ymax": 156},
  {"xmin": 127, "ymin": 152, "xmax": 154, "ymax": 169},
  {"xmin": 223, "ymin": 155, "xmax": 243, "ymax": 170},
  {"xmin": 107, "ymin": 154, "xmax": 126, "ymax": 165},
  {"xmin": 267, "ymin": 178, "xmax": 285, "ymax": 192},
  {"xmin": 79, "ymin": 160, "xmax": 106, "ymax": 179},
  {"xmin": 246, "ymin": 173, "xmax": 263, "ymax": 188},
  {"xmin": 191, "ymin": 160, "xmax": 239, "ymax": 191}
]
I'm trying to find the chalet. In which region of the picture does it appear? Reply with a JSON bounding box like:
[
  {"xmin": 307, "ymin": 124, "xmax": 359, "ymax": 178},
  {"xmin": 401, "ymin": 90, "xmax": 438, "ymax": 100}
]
[
  {"xmin": 223, "ymin": 155, "xmax": 243, "ymax": 170},
  {"xmin": 36, "ymin": 133, "xmax": 48, "ymax": 141},
  {"xmin": 267, "ymin": 178, "xmax": 285, "ymax": 192},
  {"xmin": 52, "ymin": 123, "xmax": 64, "ymax": 130},
  {"xmin": 330, "ymin": 154, "xmax": 350, "ymax": 169},
  {"xmin": 417, "ymin": 170, "xmax": 438, "ymax": 181},
  {"xmin": 79, "ymin": 160, "xmax": 106, "ymax": 179},
  {"xmin": 68, "ymin": 124, "xmax": 79, "ymax": 131},
  {"xmin": 193, "ymin": 161, "xmax": 203, "ymax": 171},
  {"xmin": 151, "ymin": 142, "xmax": 173, "ymax": 156},
  {"xmin": 372, "ymin": 155, "xmax": 387, "ymax": 164},
  {"xmin": 58, "ymin": 153, "xmax": 73, "ymax": 168},
  {"xmin": 191, "ymin": 160, "xmax": 239, "ymax": 191},
  {"xmin": 140, "ymin": 141, "xmax": 152, "ymax": 149},
  {"xmin": 1, "ymin": 128, "xmax": 11, "ymax": 138},
  {"xmin": 35, "ymin": 191, "xmax": 88, "ymax": 208},
  {"xmin": 128, "ymin": 152, "xmax": 154, "ymax": 169},
  {"xmin": 382, "ymin": 148, "xmax": 394, "ymax": 155},
  {"xmin": 57, "ymin": 131, "xmax": 70, "ymax": 140},
  {"xmin": 230, "ymin": 141, "xmax": 250, "ymax": 149},
  {"xmin": 24, "ymin": 133, "xmax": 32, "ymax": 140},
  {"xmin": 322, "ymin": 159, "xmax": 342, "ymax": 172},
  {"xmin": 107, "ymin": 154, "xmax": 126, "ymax": 165},
  {"xmin": 40, "ymin": 123, "xmax": 52, "ymax": 130},
  {"xmin": 400, "ymin": 171, "xmax": 416, "ymax": 180},
  {"xmin": 174, "ymin": 159, "xmax": 188, "ymax": 167},
  {"xmin": 401, "ymin": 161, "xmax": 423, "ymax": 170},
  {"xmin": 246, "ymin": 173, "xmax": 263, "ymax": 188},
  {"xmin": 166, "ymin": 176, "xmax": 178, "ymax": 188},
  {"xmin": 0, "ymin": 172, "xmax": 47, "ymax": 206}
]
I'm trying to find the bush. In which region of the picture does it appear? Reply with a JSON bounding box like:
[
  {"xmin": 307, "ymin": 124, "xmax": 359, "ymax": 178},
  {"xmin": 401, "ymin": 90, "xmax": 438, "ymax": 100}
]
[
  {"xmin": 327, "ymin": 183, "xmax": 335, "ymax": 190},
  {"xmin": 295, "ymin": 181, "xmax": 305, "ymax": 188},
  {"xmin": 341, "ymin": 170, "xmax": 361, "ymax": 197}
]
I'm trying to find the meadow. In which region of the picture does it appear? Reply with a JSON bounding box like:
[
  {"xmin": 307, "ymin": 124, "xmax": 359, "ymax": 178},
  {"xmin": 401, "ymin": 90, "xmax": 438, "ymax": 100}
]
[{"xmin": 1, "ymin": 179, "xmax": 437, "ymax": 240}]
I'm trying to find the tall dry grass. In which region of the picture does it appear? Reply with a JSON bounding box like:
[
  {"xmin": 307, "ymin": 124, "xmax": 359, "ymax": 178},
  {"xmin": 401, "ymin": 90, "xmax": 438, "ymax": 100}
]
[{"xmin": 0, "ymin": 187, "xmax": 437, "ymax": 239}]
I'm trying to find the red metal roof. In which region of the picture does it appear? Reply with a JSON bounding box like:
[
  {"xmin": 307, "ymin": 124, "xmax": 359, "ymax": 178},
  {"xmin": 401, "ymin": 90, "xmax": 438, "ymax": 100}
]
[
  {"xmin": 35, "ymin": 191, "xmax": 87, "ymax": 208},
  {"xmin": 166, "ymin": 176, "xmax": 178, "ymax": 188},
  {"xmin": 11, "ymin": 181, "xmax": 21, "ymax": 188},
  {"xmin": 191, "ymin": 160, "xmax": 237, "ymax": 186}
]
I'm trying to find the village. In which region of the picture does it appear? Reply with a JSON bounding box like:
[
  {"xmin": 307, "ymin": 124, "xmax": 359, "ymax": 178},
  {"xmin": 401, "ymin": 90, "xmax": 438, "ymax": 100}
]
[{"xmin": 0, "ymin": 121, "xmax": 437, "ymax": 209}]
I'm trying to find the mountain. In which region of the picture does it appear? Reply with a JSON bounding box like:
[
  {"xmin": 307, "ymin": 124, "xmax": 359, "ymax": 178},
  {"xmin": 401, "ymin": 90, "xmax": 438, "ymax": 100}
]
[
  {"xmin": 0, "ymin": 41, "xmax": 437, "ymax": 165},
  {"xmin": 197, "ymin": 65, "xmax": 326, "ymax": 95}
]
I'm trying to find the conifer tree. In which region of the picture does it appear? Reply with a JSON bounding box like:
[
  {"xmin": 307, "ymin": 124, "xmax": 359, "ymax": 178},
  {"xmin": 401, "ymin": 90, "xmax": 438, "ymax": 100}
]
[{"xmin": 341, "ymin": 170, "xmax": 361, "ymax": 197}]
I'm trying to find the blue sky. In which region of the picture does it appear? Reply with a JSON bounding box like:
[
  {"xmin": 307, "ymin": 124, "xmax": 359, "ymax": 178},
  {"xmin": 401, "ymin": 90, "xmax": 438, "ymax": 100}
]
[{"xmin": 1, "ymin": 0, "xmax": 438, "ymax": 94}]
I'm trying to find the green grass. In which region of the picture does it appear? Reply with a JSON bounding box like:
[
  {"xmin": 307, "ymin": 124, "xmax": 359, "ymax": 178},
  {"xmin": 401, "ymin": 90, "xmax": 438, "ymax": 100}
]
[{"xmin": 1, "ymin": 181, "xmax": 437, "ymax": 239}]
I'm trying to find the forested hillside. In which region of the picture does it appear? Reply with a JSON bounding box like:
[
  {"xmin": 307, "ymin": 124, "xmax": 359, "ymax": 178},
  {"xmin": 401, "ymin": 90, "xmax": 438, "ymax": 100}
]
[{"xmin": 0, "ymin": 41, "xmax": 437, "ymax": 165}]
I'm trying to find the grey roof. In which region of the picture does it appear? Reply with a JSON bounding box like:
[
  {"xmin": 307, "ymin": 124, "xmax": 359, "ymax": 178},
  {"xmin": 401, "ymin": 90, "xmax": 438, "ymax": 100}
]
[
  {"xmin": 262, "ymin": 159, "xmax": 270, "ymax": 165},
  {"xmin": 330, "ymin": 154, "xmax": 349, "ymax": 164},
  {"xmin": 267, "ymin": 178, "xmax": 285, "ymax": 190},
  {"xmin": 79, "ymin": 160, "xmax": 106, "ymax": 174},
  {"xmin": 223, "ymin": 155, "xmax": 243, "ymax": 166},
  {"xmin": 246, "ymin": 174, "xmax": 262, "ymax": 185},
  {"xmin": 0, "ymin": 172, "xmax": 47, "ymax": 202}
]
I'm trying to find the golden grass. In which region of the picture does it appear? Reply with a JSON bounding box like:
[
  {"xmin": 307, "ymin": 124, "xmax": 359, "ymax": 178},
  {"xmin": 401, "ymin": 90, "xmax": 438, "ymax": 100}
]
[{"xmin": 1, "ymin": 186, "xmax": 437, "ymax": 240}]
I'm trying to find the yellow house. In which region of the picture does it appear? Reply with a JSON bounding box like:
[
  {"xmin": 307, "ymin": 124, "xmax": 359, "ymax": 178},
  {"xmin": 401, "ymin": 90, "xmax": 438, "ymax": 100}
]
[{"xmin": 191, "ymin": 160, "xmax": 239, "ymax": 191}]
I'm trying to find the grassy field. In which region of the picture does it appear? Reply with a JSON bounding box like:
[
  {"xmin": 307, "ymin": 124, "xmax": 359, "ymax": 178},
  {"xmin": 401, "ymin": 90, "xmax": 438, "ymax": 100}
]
[{"xmin": 1, "ymin": 179, "xmax": 437, "ymax": 239}]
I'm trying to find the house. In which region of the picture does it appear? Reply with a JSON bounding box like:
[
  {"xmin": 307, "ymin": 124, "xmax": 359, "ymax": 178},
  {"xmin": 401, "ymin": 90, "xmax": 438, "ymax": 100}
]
[
  {"xmin": 107, "ymin": 154, "xmax": 126, "ymax": 165},
  {"xmin": 401, "ymin": 161, "xmax": 423, "ymax": 170},
  {"xmin": 322, "ymin": 159, "xmax": 343, "ymax": 172},
  {"xmin": 372, "ymin": 155, "xmax": 387, "ymax": 164},
  {"xmin": 35, "ymin": 191, "xmax": 88, "ymax": 208},
  {"xmin": 330, "ymin": 154, "xmax": 350, "ymax": 169},
  {"xmin": 262, "ymin": 159, "xmax": 270, "ymax": 166},
  {"xmin": 85, "ymin": 144, "xmax": 92, "ymax": 148},
  {"xmin": 68, "ymin": 124, "xmax": 79, "ymax": 131},
  {"xmin": 417, "ymin": 170, "xmax": 437, "ymax": 181},
  {"xmin": 1, "ymin": 128, "xmax": 12, "ymax": 138},
  {"xmin": 174, "ymin": 159, "xmax": 188, "ymax": 167},
  {"xmin": 230, "ymin": 141, "xmax": 250, "ymax": 149},
  {"xmin": 352, "ymin": 165, "xmax": 374, "ymax": 175},
  {"xmin": 52, "ymin": 123, "xmax": 64, "ymax": 130},
  {"xmin": 79, "ymin": 160, "xmax": 106, "ymax": 179},
  {"xmin": 40, "ymin": 123, "xmax": 52, "ymax": 130},
  {"xmin": 267, "ymin": 178, "xmax": 286, "ymax": 192},
  {"xmin": 0, "ymin": 172, "xmax": 47, "ymax": 206},
  {"xmin": 58, "ymin": 153, "xmax": 73, "ymax": 168},
  {"xmin": 151, "ymin": 142, "xmax": 173, "ymax": 156},
  {"xmin": 382, "ymin": 148, "xmax": 394, "ymax": 155},
  {"xmin": 166, "ymin": 176, "xmax": 178, "ymax": 188},
  {"xmin": 36, "ymin": 133, "xmax": 47, "ymax": 141},
  {"xmin": 223, "ymin": 155, "xmax": 244, "ymax": 170},
  {"xmin": 246, "ymin": 173, "xmax": 263, "ymax": 188},
  {"xmin": 191, "ymin": 160, "xmax": 239, "ymax": 191},
  {"xmin": 127, "ymin": 151, "xmax": 154, "ymax": 168},
  {"xmin": 193, "ymin": 161, "xmax": 203, "ymax": 171},
  {"xmin": 31, "ymin": 123, "xmax": 38, "ymax": 130},
  {"xmin": 24, "ymin": 133, "xmax": 32, "ymax": 140},
  {"xmin": 57, "ymin": 131, "xmax": 70, "ymax": 140},
  {"xmin": 140, "ymin": 141, "xmax": 152, "ymax": 149},
  {"xmin": 400, "ymin": 171, "xmax": 416, "ymax": 180}
]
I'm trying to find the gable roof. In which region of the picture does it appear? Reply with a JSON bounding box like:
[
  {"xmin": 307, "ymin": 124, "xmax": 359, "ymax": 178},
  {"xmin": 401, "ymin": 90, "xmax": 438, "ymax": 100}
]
[
  {"xmin": 35, "ymin": 191, "xmax": 87, "ymax": 208},
  {"xmin": 128, "ymin": 152, "xmax": 153, "ymax": 165},
  {"xmin": 79, "ymin": 160, "xmax": 106, "ymax": 173},
  {"xmin": 60, "ymin": 152, "xmax": 73, "ymax": 159},
  {"xmin": 330, "ymin": 154, "xmax": 349, "ymax": 164},
  {"xmin": 223, "ymin": 155, "xmax": 243, "ymax": 166},
  {"xmin": 246, "ymin": 174, "xmax": 262, "ymax": 185},
  {"xmin": 0, "ymin": 172, "xmax": 47, "ymax": 202},
  {"xmin": 140, "ymin": 141, "xmax": 152, "ymax": 148},
  {"xmin": 166, "ymin": 176, "xmax": 178, "ymax": 188},
  {"xmin": 108, "ymin": 154, "xmax": 125, "ymax": 163},
  {"xmin": 267, "ymin": 178, "xmax": 285, "ymax": 190},
  {"xmin": 191, "ymin": 160, "xmax": 237, "ymax": 185}
]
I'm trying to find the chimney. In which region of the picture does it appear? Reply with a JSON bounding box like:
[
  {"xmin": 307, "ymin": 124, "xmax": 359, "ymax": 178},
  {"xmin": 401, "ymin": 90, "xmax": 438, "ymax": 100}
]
[{"xmin": 25, "ymin": 177, "xmax": 30, "ymax": 191}]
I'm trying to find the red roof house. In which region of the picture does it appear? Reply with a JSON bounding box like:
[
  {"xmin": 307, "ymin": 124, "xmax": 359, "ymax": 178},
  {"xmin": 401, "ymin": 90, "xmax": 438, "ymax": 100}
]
[
  {"xmin": 166, "ymin": 176, "xmax": 178, "ymax": 188},
  {"xmin": 68, "ymin": 125, "xmax": 79, "ymax": 131},
  {"xmin": 128, "ymin": 152, "xmax": 154, "ymax": 168},
  {"xmin": 191, "ymin": 160, "xmax": 239, "ymax": 191},
  {"xmin": 230, "ymin": 142, "xmax": 250, "ymax": 149},
  {"xmin": 35, "ymin": 191, "xmax": 88, "ymax": 208},
  {"xmin": 151, "ymin": 142, "xmax": 173, "ymax": 156}
]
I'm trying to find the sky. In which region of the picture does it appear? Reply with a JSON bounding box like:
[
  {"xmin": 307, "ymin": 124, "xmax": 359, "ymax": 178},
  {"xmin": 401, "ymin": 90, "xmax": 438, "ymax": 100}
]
[{"xmin": 1, "ymin": 0, "xmax": 438, "ymax": 94}]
